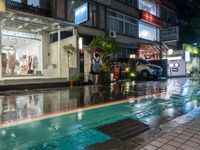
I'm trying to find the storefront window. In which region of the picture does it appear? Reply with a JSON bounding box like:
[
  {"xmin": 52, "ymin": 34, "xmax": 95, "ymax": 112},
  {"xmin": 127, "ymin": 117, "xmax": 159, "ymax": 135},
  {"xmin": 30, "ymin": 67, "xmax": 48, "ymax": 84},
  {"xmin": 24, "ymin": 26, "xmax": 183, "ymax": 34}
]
[
  {"xmin": 11, "ymin": 0, "xmax": 21, "ymax": 3},
  {"xmin": 107, "ymin": 9, "xmax": 138, "ymax": 37},
  {"xmin": 138, "ymin": 0, "xmax": 157, "ymax": 16},
  {"xmin": 139, "ymin": 21, "xmax": 159, "ymax": 41},
  {"xmin": 139, "ymin": 44, "xmax": 160, "ymax": 60},
  {"xmin": 111, "ymin": 47, "xmax": 137, "ymax": 60},
  {"xmin": 1, "ymin": 30, "xmax": 43, "ymax": 76},
  {"xmin": 11, "ymin": 0, "xmax": 40, "ymax": 7}
]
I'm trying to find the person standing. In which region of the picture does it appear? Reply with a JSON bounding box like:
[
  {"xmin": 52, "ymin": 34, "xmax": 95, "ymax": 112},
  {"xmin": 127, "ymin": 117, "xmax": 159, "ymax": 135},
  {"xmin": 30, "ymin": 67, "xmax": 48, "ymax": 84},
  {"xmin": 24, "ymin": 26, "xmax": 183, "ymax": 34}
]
[{"xmin": 92, "ymin": 53, "xmax": 102, "ymax": 84}]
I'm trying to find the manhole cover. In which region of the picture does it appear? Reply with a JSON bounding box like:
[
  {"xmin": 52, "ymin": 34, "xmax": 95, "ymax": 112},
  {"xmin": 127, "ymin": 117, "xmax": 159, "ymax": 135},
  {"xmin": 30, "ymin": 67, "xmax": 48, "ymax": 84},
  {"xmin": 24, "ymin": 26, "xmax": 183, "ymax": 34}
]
[{"xmin": 96, "ymin": 118, "xmax": 150, "ymax": 141}]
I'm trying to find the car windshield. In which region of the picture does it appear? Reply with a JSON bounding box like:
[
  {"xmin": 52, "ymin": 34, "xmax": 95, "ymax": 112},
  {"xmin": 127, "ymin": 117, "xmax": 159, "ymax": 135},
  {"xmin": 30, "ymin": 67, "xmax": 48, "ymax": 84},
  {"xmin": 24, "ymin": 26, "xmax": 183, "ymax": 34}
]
[{"xmin": 138, "ymin": 59, "xmax": 150, "ymax": 65}]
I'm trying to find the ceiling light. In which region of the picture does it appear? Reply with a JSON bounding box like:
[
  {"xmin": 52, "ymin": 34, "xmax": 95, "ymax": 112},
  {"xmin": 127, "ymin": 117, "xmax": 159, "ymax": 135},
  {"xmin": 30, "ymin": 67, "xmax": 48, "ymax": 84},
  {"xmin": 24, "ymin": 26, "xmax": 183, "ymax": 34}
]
[
  {"xmin": 18, "ymin": 25, "xmax": 23, "ymax": 29},
  {"xmin": 42, "ymin": 26, "xmax": 48, "ymax": 30},
  {"xmin": 24, "ymin": 23, "xmax": 29, "ymax": 26},
  {"xmin": 51, "ymin": 22, "xmax": 59, "ymax": 27}
]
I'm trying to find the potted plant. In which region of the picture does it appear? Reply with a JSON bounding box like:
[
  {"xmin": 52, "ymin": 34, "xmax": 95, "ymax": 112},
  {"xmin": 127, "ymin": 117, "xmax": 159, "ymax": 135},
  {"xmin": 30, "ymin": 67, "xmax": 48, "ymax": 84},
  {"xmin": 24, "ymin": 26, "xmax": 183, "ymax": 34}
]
[{"xmin": 69, "ymin": 73, "xmax": 85, "ymax": 86}]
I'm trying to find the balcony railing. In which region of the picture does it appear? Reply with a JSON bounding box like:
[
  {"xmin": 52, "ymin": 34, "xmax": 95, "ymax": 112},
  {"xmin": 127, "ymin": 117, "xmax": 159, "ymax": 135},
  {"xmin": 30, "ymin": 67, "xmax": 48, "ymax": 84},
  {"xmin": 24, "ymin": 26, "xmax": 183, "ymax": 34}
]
[{"xmin": 6, "ymin": 0, "xmax": 51, "ymax": 17}]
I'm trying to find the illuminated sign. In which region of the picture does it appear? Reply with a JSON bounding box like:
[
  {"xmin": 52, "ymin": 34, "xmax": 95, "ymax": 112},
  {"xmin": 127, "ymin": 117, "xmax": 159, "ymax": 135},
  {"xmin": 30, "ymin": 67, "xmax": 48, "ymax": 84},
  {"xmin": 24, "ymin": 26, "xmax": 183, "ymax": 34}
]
[
  {"xmin": 156, "ymin": 0, "xmax": 162, "ymax": 3},
  {"xmin": 183, "ymin": 44, "xmax": 199, "ymax": 55},
  {"xmin": 185, "ymin": 51, "xmax": 191, "ymax": 62},
  {"xmin": 0, "ymin": 0, "xmax": 5, "ymax": 12},
  {"xmin": 161, "ymin": 27, "xmax": 179, "ymax": 42},
  {"xmin": 75, "ymin": 2, "xmax": 89, "ymax": 25},
  {"xmin": 140, "ymin": 10, "xmax": 163, "ymax": 27}
]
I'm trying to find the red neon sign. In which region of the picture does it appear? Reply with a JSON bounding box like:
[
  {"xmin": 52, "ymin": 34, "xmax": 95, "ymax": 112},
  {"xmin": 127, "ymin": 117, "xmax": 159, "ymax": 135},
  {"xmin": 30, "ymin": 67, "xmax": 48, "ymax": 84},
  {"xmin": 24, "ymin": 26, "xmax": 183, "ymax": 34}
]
[
  {"xmin": 140, "ymin": 10, "xmax": 164, "ymax": 28},
  {"xmin": 156, "ymin": 0, "xmax": 162, "ymax": 3}
]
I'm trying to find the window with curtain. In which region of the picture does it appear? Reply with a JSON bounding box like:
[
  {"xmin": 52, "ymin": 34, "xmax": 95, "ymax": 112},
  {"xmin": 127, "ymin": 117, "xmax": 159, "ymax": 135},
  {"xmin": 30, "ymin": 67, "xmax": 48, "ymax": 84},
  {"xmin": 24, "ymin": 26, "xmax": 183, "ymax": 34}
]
[
  {"xmin": 107, "ymin": 9, "xmax": 138, "ymax": 37},
  {"xmin": 139, "ymin": 21, "xmax": 160, "ymax": 41},
  {"xmin": 138, "ymin": 0, "xmax": 157, "ymax": 16}
]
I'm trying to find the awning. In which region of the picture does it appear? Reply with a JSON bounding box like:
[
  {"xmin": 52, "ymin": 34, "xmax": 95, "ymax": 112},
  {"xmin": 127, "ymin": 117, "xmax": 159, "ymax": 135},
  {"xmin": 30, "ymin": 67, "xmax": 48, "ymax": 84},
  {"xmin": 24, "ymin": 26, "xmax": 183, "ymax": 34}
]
[
  {"xmin": 140, "ymin": 44, "xmax": 161, "ymax": 54},
  {"xmin": 0, "ymin": 10, "xmax": 76, "ymax": 34}
]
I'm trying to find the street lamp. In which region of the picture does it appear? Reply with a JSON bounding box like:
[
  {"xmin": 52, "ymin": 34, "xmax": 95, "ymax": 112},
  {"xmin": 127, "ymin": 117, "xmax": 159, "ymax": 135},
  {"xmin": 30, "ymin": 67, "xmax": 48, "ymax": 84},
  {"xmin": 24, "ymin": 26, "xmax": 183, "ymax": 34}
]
[{"xmin": 168, "ymin": 49, "xmax": 173, "ymax": 55}]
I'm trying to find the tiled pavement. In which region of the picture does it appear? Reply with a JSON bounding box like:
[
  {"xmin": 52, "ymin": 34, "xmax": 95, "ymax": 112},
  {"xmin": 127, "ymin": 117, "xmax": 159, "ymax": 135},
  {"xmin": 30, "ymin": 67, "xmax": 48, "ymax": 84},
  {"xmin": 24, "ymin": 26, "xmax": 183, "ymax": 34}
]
[
  {"xmin": 88, "ymin": 107, "xmax": 200, "ymax": 150},
  {"xmin": 140, "ymin": 118, "xmax": 200, "ymax": 150}
]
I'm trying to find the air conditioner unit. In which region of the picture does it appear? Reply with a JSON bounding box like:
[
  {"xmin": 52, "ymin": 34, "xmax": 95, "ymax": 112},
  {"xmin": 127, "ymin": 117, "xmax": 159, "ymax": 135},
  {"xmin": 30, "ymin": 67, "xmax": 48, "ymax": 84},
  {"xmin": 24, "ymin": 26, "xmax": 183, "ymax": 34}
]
[{"xmin": 109, "ymin": 30, "xmax": 117, "ymax": 38}]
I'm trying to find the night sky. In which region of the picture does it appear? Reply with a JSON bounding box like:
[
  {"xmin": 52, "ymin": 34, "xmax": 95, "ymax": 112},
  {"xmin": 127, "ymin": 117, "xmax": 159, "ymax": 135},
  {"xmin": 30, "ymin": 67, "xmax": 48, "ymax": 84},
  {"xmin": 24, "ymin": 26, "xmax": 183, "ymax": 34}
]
[{"xmin": 170, "ymin": 0, "xmax": 200, "ymax": 44}]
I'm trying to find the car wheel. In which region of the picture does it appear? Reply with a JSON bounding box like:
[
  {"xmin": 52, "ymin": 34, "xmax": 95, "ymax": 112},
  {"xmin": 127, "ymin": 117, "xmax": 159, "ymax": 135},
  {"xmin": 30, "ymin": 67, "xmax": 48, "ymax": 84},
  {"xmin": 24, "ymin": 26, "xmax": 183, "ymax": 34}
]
[{"xmin": 141, "ymin": 70, "xmax": 149, "ymax": 79}]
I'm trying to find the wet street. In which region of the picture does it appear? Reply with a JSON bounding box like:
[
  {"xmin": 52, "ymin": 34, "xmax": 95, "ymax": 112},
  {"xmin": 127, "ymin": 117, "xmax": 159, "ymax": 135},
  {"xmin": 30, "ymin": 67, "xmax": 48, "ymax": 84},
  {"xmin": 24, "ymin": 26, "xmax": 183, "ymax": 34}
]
[
  {"xmin": 0, "ymin": 79, "xmax": 168, "ymax": 124},
  {"xmin": 1, "ymin": 77, "xmax": 200, "ymax": 150},
  {"xmin": 1, "ymin": 78, "xmax": 199, "ymax": 125}
]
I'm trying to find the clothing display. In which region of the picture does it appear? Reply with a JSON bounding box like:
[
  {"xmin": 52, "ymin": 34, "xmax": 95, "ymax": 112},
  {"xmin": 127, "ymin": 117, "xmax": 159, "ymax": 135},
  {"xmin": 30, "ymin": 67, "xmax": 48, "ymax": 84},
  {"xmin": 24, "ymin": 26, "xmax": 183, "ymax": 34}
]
[
  {"xmin": 1, "ymin": 30, "xmax": 42, "ymax": 76},
  {"xmin": 2, "ymin": 50, "xmax": 39, "ymax": 75}
]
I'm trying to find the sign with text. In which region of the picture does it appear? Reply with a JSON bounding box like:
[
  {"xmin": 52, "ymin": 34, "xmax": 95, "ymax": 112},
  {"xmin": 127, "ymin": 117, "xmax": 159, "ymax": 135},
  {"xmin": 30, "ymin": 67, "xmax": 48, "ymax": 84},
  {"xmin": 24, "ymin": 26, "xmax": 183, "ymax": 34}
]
[
  {"xmin": 0, "ymin": 0, "xmax": 5, "ymax": 12},
  {"xmin": 183, "ymin": 44, "xmax": 199, "ymax": 55},
  {"xmin": 140, "ymin": 10, "xmax": 163, "ymax": 27},
  {"xmin": 75, "ymin": 2, "xmax": 89, "ymax": 25},
  {"xmin": 161, "ymin": 26, "xmax": 179, "ymax": 42},
  {"xmin": 185, "ymin": 51, "xmax": 191, "ymax": 62}
]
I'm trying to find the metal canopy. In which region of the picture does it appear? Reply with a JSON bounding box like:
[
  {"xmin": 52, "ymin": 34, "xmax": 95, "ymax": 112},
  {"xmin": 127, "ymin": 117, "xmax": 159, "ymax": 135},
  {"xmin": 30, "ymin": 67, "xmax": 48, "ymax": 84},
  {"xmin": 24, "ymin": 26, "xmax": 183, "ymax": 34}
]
[{"xmin": 0, "ymin": 10, "xmax": 76, "ymax": 33}]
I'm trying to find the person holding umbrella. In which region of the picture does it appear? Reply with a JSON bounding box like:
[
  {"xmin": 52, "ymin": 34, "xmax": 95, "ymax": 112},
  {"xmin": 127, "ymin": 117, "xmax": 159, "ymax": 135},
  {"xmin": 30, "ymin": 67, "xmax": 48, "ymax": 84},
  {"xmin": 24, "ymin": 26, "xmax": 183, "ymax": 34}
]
[{"xmin": 91, "ymin": 52, "xmax": 102, "ymax": 84}]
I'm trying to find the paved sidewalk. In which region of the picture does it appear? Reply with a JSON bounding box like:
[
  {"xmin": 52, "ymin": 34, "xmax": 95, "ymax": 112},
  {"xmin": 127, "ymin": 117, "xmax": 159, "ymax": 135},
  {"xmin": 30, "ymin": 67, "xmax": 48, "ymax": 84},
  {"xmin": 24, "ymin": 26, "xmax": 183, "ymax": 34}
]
[{"xmin": 140, "ymin": 118, "xmax": 200, "ymax": 150}]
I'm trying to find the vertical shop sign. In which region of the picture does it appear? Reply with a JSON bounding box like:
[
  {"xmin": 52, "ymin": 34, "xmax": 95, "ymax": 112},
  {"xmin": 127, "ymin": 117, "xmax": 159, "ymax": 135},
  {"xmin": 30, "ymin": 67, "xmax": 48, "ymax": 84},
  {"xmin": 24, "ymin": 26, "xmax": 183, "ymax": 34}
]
[
  {"xmin": 75, "ymin": 2, "xmax": 89, "ymax": 25},
  {"xmin": 0, "ymin": 0, "xmax": 5, "ymax": 12},
  {"xmin": 185, "ymin": 51, "xmax": 191, "ymax": 62}
]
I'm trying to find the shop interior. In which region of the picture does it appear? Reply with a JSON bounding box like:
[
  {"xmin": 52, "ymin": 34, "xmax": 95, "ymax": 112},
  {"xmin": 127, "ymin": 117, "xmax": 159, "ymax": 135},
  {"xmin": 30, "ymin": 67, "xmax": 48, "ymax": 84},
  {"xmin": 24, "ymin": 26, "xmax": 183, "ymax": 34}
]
[
  {"xmin": 2, "ymin": 30, "xmax": 42, "ymax": 76},
  {"xmin": 139, "ymin": 44, "xmax": 161, "ymax": 60},
  {"xmin": 0, "ymin": 11, "xmax": 76, "ymax": 78}
]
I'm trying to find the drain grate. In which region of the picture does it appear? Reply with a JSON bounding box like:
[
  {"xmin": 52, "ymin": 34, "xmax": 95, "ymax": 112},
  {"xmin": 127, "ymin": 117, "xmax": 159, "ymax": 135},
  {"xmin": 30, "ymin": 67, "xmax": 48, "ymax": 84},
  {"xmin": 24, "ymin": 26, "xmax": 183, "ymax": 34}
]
[{"xmin": 96, "ymin": 118, "xmax": 150, "ymax": 141}]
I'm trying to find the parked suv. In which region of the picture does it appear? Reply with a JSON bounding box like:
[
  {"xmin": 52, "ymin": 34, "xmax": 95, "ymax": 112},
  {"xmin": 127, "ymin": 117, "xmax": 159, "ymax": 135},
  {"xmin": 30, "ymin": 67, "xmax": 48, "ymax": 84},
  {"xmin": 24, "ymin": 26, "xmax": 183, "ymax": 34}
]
[{"xmin": 129, "ymin": 58, "xmax": 163, "ymax": 78}]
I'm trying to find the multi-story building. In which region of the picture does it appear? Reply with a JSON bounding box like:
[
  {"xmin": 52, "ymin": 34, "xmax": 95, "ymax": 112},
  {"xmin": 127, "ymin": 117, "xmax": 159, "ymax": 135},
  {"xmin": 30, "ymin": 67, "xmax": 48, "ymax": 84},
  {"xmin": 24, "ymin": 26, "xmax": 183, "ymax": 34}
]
[
  {"xmin": 69, "ymin": 0, "xmax": 178, "ymax": 77},
  {"xmin": 0, "ymin": 0, "xmax": 179, "ymax": 84}
]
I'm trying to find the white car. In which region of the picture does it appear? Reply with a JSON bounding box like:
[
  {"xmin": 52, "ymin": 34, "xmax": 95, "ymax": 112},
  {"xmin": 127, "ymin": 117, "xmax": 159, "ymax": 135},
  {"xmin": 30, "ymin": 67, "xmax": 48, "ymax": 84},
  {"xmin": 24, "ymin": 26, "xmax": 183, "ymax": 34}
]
[{"xmin": 129, "ymin": 58, "xmax": 163, "ymax": 78}]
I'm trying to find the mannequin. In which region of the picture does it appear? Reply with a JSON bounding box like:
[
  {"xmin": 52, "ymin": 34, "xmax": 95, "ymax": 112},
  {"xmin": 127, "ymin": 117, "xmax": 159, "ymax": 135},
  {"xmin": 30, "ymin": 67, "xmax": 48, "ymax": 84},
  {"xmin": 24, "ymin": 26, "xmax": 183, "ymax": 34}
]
[{"xmin": 8, "ymin": 51, "xmax": 16, "ymax": 75}]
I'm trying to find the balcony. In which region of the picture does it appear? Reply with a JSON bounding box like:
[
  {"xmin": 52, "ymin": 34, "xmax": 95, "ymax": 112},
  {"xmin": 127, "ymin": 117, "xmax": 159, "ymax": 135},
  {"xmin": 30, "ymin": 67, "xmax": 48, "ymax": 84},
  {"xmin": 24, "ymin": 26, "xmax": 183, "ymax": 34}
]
[{"xmin": 6, "ymin": 0, "xmax": 51, "ymax": 17}]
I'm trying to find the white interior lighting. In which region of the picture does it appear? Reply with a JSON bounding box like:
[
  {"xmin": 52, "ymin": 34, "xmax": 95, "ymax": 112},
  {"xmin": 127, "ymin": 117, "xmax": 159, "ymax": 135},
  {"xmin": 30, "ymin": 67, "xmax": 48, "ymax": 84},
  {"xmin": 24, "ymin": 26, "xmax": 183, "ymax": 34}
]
[
  {"xmin": 130, "ymin": 54, "xmax": 136, "ymax": 58},
  {"xmin": 185, "ymin": 51, "xmax": 191, "ymax": 62},
  {"xmin": 79, "ymin": 37, "xmax": 83, "ymax": 50},
  {"xmin": 175, "ymin": 63, "xmax": 180, "ymax": 67},
  {"xmin": 169, "ymin": 63, "xmax": 174, "ymax": 67},
  {"xmin": 167, "ymin": 56, "xmax": 182, "ymax": 60},
  {"xmin": 140, "ymin": 31, "xmax": 149, "ymax": 38}
]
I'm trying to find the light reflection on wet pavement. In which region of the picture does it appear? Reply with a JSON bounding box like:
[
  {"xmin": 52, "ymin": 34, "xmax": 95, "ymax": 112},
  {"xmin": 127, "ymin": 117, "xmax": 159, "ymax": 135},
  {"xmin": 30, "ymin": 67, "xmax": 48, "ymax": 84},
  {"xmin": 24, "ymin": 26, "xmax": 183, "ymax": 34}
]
[
  {"xmin": 0, "ymin": 78, "xmax": 200, "ymax": 150},
  {"xmin": 0, "ymin": 80, "xmax": 168, "ymax": 123}
]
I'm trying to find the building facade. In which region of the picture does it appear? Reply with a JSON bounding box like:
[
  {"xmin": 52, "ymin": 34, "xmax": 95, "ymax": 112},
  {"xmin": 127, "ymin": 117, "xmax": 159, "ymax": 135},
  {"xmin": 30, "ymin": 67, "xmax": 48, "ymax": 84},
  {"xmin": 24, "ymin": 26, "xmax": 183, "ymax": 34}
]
[
  {"xmin": 68, "ymin": 0, "xmax": 179, "ymax": 77},
  {"xmin": 0, "ymin": 0, "xmax": 179, "ymax": 83}
]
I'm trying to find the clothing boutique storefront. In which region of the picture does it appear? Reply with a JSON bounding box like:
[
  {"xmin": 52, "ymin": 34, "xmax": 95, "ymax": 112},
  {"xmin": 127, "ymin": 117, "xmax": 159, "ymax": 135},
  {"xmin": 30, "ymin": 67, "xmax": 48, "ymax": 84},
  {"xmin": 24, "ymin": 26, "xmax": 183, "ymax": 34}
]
[
  {"xmin": 1, "ymin": 29, "xmax": 42, "ymax": 76},
  {"xmin": 0, "ymin": 11, "xmax": 77, "ymax": 83}
]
